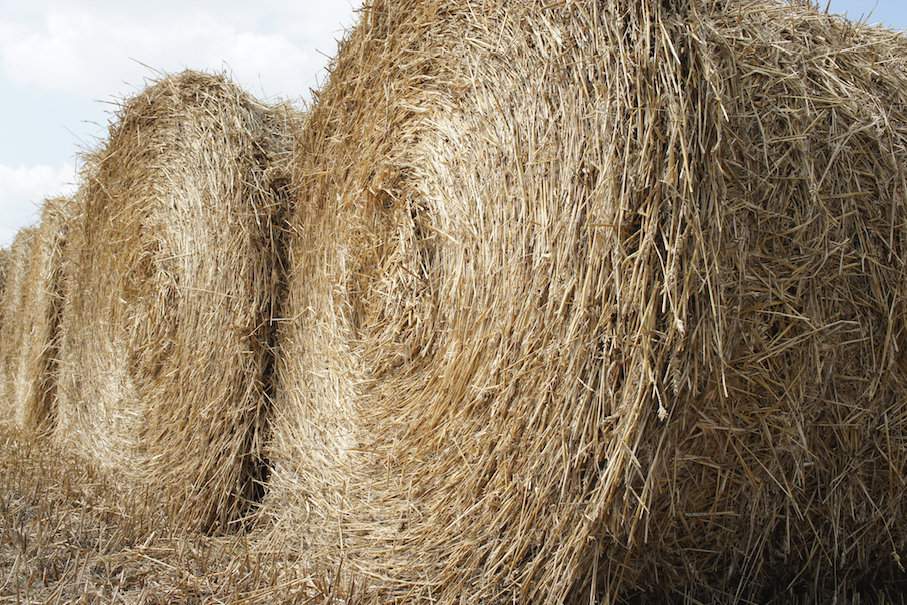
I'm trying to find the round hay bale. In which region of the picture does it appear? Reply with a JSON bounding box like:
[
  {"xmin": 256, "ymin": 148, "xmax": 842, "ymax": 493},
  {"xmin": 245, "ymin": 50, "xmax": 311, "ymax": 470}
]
[
  {"xmin": 0, "ymin": 248, "xmax": 8, "ymax": 298},
  {"xmin": 263, "ymin": 0, "xmax": 907, "ymax": 602},
  {"xmin": 56, "ymin": 71, "xmax": 293, "ymax": 532},
  {"xmin": 11, "ymin": 197, "xmax": 75, "ymax": 435},
  {"xmin": 0, "ymin": 248, "xmax": 8, "ymax": 333},
  {"xmin": 1, "ymin": 228, "xmax": 36, "ymax": 422}
]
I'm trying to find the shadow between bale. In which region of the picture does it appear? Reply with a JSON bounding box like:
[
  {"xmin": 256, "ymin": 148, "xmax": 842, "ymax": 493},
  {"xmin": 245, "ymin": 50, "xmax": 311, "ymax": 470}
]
[
  {"xmin": 262, "ymin": 0, "xmax": 907, "ymax": 602},
  {"xmin": 55, "ymin": 71, "xmax": 294, "ymax": 533}
]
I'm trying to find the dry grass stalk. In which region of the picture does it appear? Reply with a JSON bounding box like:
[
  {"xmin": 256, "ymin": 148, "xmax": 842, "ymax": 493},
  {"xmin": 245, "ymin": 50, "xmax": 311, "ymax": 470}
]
[
  {"xmin": 262, "ymin": 0, "xmax": 907, "ymax": 602},
  {"xmin": 55, "ymin": 71, "xmax": 294, "ymax": 533},
  {"xmin": 10, "ymin": 197, "xmax": 76, "ymax": 435}
]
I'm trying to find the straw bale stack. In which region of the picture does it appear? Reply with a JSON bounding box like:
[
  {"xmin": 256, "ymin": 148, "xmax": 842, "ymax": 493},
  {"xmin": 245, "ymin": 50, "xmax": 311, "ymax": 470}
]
[
  {"xmin": 263, "ymin": 0, "xmax": 907, "ymax": 601},
  {"xmin": 56, "ymin": 71, "xmax": 293, "ymax": 531}
]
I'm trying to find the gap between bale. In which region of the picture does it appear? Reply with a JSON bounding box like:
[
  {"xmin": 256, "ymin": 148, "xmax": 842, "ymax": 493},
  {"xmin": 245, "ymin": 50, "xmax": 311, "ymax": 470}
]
[{"xmin": 55, "ymin": 71, "xmax": 295, "ymax": 533}]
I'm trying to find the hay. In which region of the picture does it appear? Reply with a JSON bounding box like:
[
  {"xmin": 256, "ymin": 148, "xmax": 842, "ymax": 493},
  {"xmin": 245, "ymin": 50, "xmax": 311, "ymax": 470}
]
[
  {"xmin": 55, "ymin": 71, "xmax": 293, "ymax": 532},
  {"xmin": 262, "ymin": 0, "xmax": 907, "ymax": 601},
  {"xmin": 0, "ymin": 228, "xmax": 36, "ymax": 422},
  {"xmin": 9, "ymin": 197, "xmax": 75, "ymax": 435},
  {"xmin": 0, "ymin": 248, "xmax": 8, "ymax": 337},
  {"xmin": 0, "ymin": 249, "xmax": 8, "ymax": 304}
]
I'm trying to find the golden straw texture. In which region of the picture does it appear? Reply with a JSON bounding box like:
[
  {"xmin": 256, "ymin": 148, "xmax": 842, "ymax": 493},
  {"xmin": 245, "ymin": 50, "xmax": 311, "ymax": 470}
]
[
  {"xmin": 263, "ymin": 1, "xmax": 907, "ymax": 602},
  {"xmin": 56, "ymin": 71, "xmax": 293, "ymax": 532}
]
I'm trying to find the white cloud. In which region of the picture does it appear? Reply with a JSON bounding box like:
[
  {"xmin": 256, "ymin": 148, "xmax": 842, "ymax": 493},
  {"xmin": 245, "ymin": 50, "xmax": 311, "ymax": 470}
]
[
  {"xmin": 0, "ymin": 2, "xmax": 360, "ymax": 246},
  {"xmin": 0, "ymin": 162, "xmax": 77, "ymax": 246},
  {"xmin": 0, "ymin": 1, "xmax": 358, "ymax": 101}
]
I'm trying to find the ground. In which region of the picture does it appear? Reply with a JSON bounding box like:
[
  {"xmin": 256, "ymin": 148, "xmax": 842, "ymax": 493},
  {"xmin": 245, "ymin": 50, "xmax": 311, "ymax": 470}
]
[
  {"xmin": 2, "ymin": 425, "xmax": 903, "ymax": 604},
  {"xmin": 0, "ymin": 425, "xmax": 353, "ymax": 604}
]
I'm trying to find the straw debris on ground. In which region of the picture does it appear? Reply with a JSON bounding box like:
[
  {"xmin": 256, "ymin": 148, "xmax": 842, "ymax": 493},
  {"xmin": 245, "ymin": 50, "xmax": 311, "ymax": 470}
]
[{"xmin": 0, "ymin": 425, "xmax": 354, "ymax": 604}]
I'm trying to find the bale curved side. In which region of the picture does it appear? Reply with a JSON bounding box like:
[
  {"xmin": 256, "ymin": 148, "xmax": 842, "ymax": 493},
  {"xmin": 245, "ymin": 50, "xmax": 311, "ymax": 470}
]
[
  {"xmin": 56, "ymin": 71, "xmax": 293, "ymax": 531},
  {"xmin": 264, "ymin": 1, "xmax": 907, "ymax": 602},
  {"xmin": 11, "ymin": 197, "xmax": 75, "ymax": 434},
  {"xmin": 0, "ymin": 249, "xmax": 8, "ymax": 345},
  {"xmin": 1, "ymin": 228, "xmax": 36, "ymax": 422},
  {"xmin": 0, "ymin": 249, "xmax": 8, "ymax": 311}
]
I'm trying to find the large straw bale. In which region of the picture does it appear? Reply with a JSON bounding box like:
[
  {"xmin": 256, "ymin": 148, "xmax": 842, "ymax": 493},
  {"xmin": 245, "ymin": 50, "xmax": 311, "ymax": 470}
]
[
  {"xmin": 263, "ymin": 0, "xmax": 907, "ymax": 602},
  {"xmin": 1, "ymin": 229, "xmax": 36, "ymax": 419},
  {"xmin": 0, "ymin": 247, "xmax": 6, "ymax": 383},
  {"xmin": 10, "ymin": 197, "xmax": 75, "ymax": 434},
  {"xmin": 56, "ymin": 71, "xmax": 293, "ymax": 532},
  {"xmin": 0, "ymin": 248, "xmax": 7, "ymax": 300}
]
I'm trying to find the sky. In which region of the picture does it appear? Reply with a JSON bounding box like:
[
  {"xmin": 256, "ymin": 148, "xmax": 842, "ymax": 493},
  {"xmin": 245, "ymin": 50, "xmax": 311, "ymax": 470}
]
[{"xmin": 0, "ymin": 1, "xmax": 904, "ymax": 246}]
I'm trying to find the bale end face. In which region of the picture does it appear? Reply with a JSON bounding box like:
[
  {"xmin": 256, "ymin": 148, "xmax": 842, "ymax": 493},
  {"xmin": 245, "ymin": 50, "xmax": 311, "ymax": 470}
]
[
  {"xmin": 263, "ymin": 1, "xmax": 907, "ymax": 602},
  {"xmin": 56, "ymin": 71, "xmax": 294, "ymax": 532}
]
